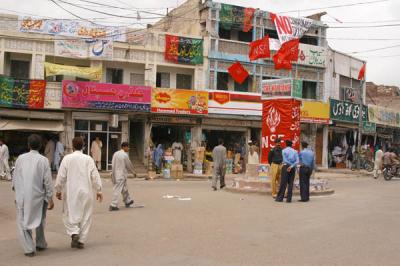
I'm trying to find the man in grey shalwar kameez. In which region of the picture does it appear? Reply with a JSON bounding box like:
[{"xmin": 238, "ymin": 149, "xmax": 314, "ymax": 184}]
[
  {"xmin": 212, "ymin": 139, "xmax": 227, "ymax": 191},
  {"xmin": 109, "ymin": 142, "xmax": 136, "ymax": 211},
  {"xmin": 13, "ymin": 134, "xmax": 54, "ymax": 257}
]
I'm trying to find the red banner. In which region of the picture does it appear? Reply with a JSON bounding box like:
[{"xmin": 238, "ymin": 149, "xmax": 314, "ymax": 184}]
[
  {"xmin": 28, "ymin": 80, "xmax": 46, "ymax": 108},
  {"xmin": 261, "ymin": 99, "xmax": 301, "ymax": 163}
]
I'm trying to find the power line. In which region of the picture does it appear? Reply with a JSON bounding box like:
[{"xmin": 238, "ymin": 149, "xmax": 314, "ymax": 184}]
[
  {"xmin": 49, "ymin": 0, "xmax": 104, "ymax": 26},
  {"xmin": 279, "ymin": 0, "xmax": 389, "ymax": 14},
  {"xmin": 349, "ymin": 44, "xmax": 400, "ymax": 54},
  {"xmin": 329, "ymin": 23, "xmax": 400, "ymax": 29}
]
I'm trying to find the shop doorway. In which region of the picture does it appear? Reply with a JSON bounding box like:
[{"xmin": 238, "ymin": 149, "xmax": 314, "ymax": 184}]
[
  {"xmin": 202, "ymin": 130, "xmax": 246, "ymax": 152},
  {"xmin": 74, "ymin": 119, "xmax": 122, "ymax": 171}
]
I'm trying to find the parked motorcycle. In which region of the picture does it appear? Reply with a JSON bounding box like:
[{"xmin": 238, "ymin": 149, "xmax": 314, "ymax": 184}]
[{"xmin": 383, "ymin": 164, "xmax": 400, "ymax": 181}]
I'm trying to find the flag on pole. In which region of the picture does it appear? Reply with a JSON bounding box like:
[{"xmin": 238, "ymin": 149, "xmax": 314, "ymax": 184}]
[
  {"xmin": 228, "ymin": 61, "xmax": 249, "ymax": 84},
  {"xmin": 358, "ymin": 63, "xmax": 366, "ymax": 80},
  {"xmin": 249, "ymin": 35, "xmax": 270, "ymax": 61}
]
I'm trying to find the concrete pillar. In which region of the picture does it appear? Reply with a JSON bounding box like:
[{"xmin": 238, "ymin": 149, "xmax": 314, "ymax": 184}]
[
  {"xmin": 188, "ymin": 125, "xmax": 202, "ymax": 173},
  {"xmin": 322, "ymin": 125, "xmax": 329, "ymax": 168},
  {"xmin": 121, "ymin": 120, "xmax": 129, "ymax": 143},
  {"xmin": 143, "ymin": 118, "xmax": 152, "ymax": 165},
  {"xmin": 145, "ymin": 63, "xmax": 156, "ymax": 87},
  {"xmin": 31, "ymin": 53, "xmax": 45, "ymax": 79},
  {"xmin": 0, "ymin": 41, "xmax": 4, "ymax": 75},
  {"xmin": 64, "ymin": 111, "xmax": 73, "ymax": 154}
]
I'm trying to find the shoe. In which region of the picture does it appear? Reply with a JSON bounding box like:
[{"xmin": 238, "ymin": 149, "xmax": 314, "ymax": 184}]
[
  {"xmin": 77, "ymin": 242, "xmax": 85, "ymax": 249},
  {"xmin": 286, "ymin": 200, "xmax": 292, "ymax": 203},
  {"xmin": 298, "ymin": 199, "xmax": 309, "ymax": 202},
  {"xmin": 212, "ymin": 187, "xmax": 217, "ymax": 191},
  {"xmin": 275, "ymin": 199, "xmax": 283, "ymax": 202},
  {"xmin": 125, "ymin": 200, "xmax": 134, "ymax": 208},
  {"xmin": 220, "ymin": 184, "xmax": 226, "ymax": 189},
  {"xmin": 71, "ymin": 234, "xmax": 79, "ymax": 248},
  {"xmin": 24, "ymin": 252, "xmax": 35, "ymax": 257},
  {"xmin": 109, "ymin": 206, "xmax": 119, "ymax": 211},
  {"xmin": 36, "ymin": 247, "xmax": 46, "ymax": 252}
]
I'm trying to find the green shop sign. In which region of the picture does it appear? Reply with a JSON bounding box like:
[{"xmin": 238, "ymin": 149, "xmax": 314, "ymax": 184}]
[{"xmin": 330, "ymin": 99, "xmax": 368, "ymax": 123}]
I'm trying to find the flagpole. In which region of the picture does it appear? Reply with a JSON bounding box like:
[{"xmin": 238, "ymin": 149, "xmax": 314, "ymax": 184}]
[{"xmin": 357, "ymin": 78, "xmax": 365, "ymax": 170}]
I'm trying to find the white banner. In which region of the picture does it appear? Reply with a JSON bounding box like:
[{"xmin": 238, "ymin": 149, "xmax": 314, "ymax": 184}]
[
  {"xmin": 54, "ymin": 39, "xmax": 113, "ymax": 60},
  {"xmin": 271, "ymin": 14, "xmax": 313, "ymax": 44},
  {"xmin": 19, "ymin": 16, "xmax": 126, "ymax": 42}
]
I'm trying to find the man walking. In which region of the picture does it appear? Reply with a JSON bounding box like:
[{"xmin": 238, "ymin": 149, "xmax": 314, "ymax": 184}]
[
  {"xmin": 54, "ymin": 137, "xmax": 65, "ymax": 172},
  {"xmin": 268, "ymin": 138, "xmax": 283, "ymax": 198},
  {"xmin": 212, "ymin": 139, "xmax": 227, "ymax": 191},
  {"xmin": 0, "ymin": 138, "xmax": 11, "ymax": 181},
  {"xmin": 13, "ymin": 134, "xmax": 54, "ymax": 257},
  {"xmin": 55, "ymin": 137, "xmax": 103, "ymax": 249},
  {"xmin": 276, "ymin": 140, "xmax": 299, "ymax": 203},
  {"xmin": 44, "ymin": 137, "xmax": 55, "ymax": 170},
  {"xmin": 109, "ymin": 142, "xmax": 136, "ymax": 211},
  {"xmin": 299, "ymin": 142, "xmax": 315, "ymax": 202},
  {"xmin": 373, "ymin": 145, "xmax": 384, "ymax": 179}
]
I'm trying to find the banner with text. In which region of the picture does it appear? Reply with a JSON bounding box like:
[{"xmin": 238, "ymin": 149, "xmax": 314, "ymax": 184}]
[
  {"xmin": 368, "ymin": 104, "xmax": 400, "ymax": 128},
  {"xmin": 62, "ymin": 80, "xmax": 151, "ymax": 111},
  {"xmin": 18, "ymin": 16, "xmax": 126, "ymax": 42},
  {"xmin": 151, "ymin": 88, "xmax": 208, "ymax": 115},
  {"xmin": 330, "ymin": 99, "xmax": 368, "ymax": 123},
  {"xmin": 261, "ymin": 99, "xmax": 301, "ymax": 163},
  {"xmin": 55, "ymin": 39, "xmax": 113, "ymax": 60},
  {"xmin": 270, "ymin": 13, "xmax": 313, "ymax": 44},
  {"xmin": 165, "ymin": 35, "xmax": 203, "ymax": 65},
  {"xmin": 0, "ymin": 76, "xmax": 46, "ymax": 109},
  {"xmin": 208, "ymin": 90, "xmax": 262, "ymax": 116},
  {"xmin": 261, "ymin": 78, "xmax": 303, "ymax": 99},
  {"xmin": 45, "ymin": 62, "xmax": 102, "ymax": 81}
]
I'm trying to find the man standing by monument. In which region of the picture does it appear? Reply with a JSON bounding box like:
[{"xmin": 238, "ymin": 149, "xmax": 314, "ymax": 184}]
[
  {"xmin": 268, "ymin": 138, "xmax": 283, "ymax": 198},
  {"xmin": 276, "ymin": 140, "xmax": 299, "ymax": 203},
  {"xmin": 299, "ymin": 142, "xmax": 315, "ymax": 202},
  {"xmin": 212, "ymin": 139, "xmax": 227, "ymax": 191}
]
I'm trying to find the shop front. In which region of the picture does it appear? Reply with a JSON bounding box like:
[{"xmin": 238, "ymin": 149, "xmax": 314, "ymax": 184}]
[
  {"xmin": 0, "ymin": 77, "xmax": 65, "ymax": 162},
  {"xmin": 368, "ymin": 104, "xmax": 400, "ymax": 150},
  {"xmin": 62, "ymin": 80, "xmax": 152, "ymax": 170},
  {"xmin": 300, "ymin": 100, "xmax": 330, "ymax": 167},
  {"xmin": 149, "ymin": 88, "xmax": 208, "ymax": 173},
  {"xmin": 329, "ymin": 99, "xmax": 367, "ymax": 168}
]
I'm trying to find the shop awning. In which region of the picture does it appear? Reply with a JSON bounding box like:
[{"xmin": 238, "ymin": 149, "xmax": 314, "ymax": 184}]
[{"xmin": 0, "ymin": 120, "xmax": 64, "ymax": 132}]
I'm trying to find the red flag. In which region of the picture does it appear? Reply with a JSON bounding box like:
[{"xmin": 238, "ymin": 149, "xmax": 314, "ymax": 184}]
[
  {"xmin": 273, "ymin": 53, "xmax": 292, "ymax": 70},
  {"xmin": 249, "ymin": 36, "xmax": 270, "ymax": 61},
  {"xmin": 358, "ymin": 63, "xmax": 366, "ymax": 80},
  {"xmin": 165, "ymin": 34, "xmax": 179, "ymax": 63},
  {"xmin": 272, "ymin": 38, "xmax": 300, "ymax": 70},
  {"xmin": 228, "ymin": 61, "xmax": 249, "ymax": 84},
  {"xmin": 243, "ymin": 8, "xmax": 256, "ymax": 32}
]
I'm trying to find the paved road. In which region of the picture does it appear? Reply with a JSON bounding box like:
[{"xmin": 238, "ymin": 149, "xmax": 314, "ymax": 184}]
[{"xmin": 1, "ymin": 176, "xmax": 399, "ymax": 266}]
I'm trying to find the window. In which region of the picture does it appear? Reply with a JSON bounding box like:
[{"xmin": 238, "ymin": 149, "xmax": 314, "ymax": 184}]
[
  {"xmin": 234, "ymin": 78, "xmax": 249, "ymax": 92},
  {"xmin": 156, "ymin": 72, "xmax": 170, "ymax": 88},
  {"xmin": 46, "ymin": 75, "xmax": 63, "ymax": 82},
  {"xmin": 238, "ymin": 29, "xmax": 253, "ymax": 42},
  {"xmin": 300, "ymin": 35, "xmax": 318, "ymax": 46},
  {"xmin": 219, "ymin": 28, "xmax": 231, "ymax": 39},
  {"xmin": 302, "ymin": 81, "xmax": 317, "ymax": 99},
  {"xmin": 217, "ymin": 72, "xmax": 229, "ymax": 90},
  {"xmin": 10, "ymin": 60, "xmax": 30, "ymax": 79},
  {"xmin": 106, "ymin": 68, "xmax": 123, "ymax": 84},
  {"xmin": 264, "ymin": 29, "xmax": 279, "ymax": 40},
  {"xmin": 76, "ymin": 77, "xmax": 90, "ymax": 82},
  {"xmin": 130, "ymin": 73, "xmax": 145, "ymax": 86},
  {"xmin": 176, "ymin": 74, "xmax": 192, "ymax": 89}
]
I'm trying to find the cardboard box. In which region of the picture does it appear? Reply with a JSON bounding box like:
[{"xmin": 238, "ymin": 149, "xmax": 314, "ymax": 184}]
[
  {"xmin": 171, "ymin": 164, "xmax": 183, "ymax": 171},
  {"xmin": 171, "ymin": 169, "xmax": 183, "ymax": 179},
  {"xmin": 205, "ymin": 162, "xmax": 214, "ymax": 175}
]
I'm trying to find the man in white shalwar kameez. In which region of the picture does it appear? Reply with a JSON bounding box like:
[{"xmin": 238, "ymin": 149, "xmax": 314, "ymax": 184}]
[
  {"xmin": 44, "ymin": 137, "xmax": 55, "ymax": 169},
  {"xmin": 91, "ymin": 137, "xmax": 103, "ymax": 170},
  {"xmin": 54, "ymin": 138, "xmax": 64, "ymax": 172},
  {"xmin": 55, "ymin": 137, "xmax": 102, "ymax": 249},
  {"xmin": 109, "ymin": 142, "xmax": 136, "ymax": 211},
  {"xmin": 13, "ymin": 134, "xmax": 54, "ymax": 257},
  {"xmin": 0, "ymin": 138, "xmax": 11, "ymax": 180}
]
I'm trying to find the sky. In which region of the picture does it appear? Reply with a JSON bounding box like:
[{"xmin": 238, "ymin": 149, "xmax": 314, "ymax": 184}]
[{"xmin": 2, "ymin": 0, "xmax": 400, "ymax": 87}]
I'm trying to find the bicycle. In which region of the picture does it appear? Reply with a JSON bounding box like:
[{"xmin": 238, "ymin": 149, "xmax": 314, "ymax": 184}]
[{"xmin": 351, "ymin": 152, "xmax": 374, "ymax": 172}]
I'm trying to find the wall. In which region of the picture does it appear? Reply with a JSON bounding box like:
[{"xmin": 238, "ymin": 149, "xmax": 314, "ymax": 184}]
[{"xmin": 157, "ymin": 65, "xmax": 195, "ymax": 89}]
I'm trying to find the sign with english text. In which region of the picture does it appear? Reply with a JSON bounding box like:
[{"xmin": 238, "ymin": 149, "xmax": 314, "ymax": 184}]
[
  {"xmin": 261, "ymin": 99, "xmax": 301, "ymax": 163},
  {"xmin": 270, "ymin": 13, "xmax": 313, "ymax": 44}
]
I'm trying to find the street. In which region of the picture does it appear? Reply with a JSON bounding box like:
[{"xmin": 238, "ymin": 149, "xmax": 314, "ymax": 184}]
[{"xmin": 1, "ymin": 175, "xmax": 400, "ymax": 266}]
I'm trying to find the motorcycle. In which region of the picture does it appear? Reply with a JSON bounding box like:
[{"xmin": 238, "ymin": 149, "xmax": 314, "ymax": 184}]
[{"xmin": 383, "ymin": 164, "xmax": 400, "ymax": 181}]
